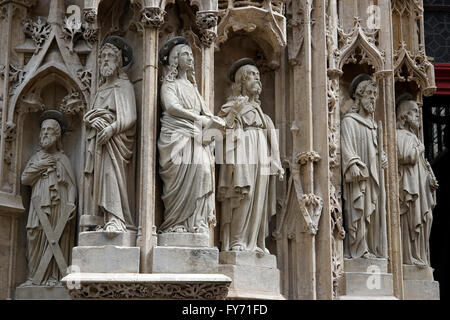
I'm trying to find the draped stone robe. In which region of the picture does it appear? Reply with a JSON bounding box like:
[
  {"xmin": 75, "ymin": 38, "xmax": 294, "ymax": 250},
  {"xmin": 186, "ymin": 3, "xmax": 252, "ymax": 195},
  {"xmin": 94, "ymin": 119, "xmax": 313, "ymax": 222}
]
[
  {"xmin": 217, "ymin": 99, "xmax": 282, "ymax": 253},
  {"xmin": 84, "ymin": 76, "xmax": 136, "ymax": 229},
  {"xmin": 341, "ymin": 112, "xmax": 387, "ymax": 258},
  {"xmin": 22, "ymin": 150, "xmax": 76, "ymax": 284},
  {"xmin": 158, "ymin": 79, "xmax": 215, "ymax": 234},
  {"xmin": 397, "ymin": 129, "xmax": 436, "ymax": 266}
]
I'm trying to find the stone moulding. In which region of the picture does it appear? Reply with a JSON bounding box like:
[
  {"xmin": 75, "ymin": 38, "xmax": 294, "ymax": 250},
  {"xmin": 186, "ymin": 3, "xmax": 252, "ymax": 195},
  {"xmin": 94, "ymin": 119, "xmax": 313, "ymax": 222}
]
[
  {"xmin": 337, "ymin": 17, "xmax": 385, "ymax": 72},
  {"xmin": 217, "ymin": 4, "xmax": 286, "ymax": 65},
  {"xmin": 62, "ymin": 273, "xmax": 232, "ymax": 300},
  {"xmin": 394, "ymin": 42, "xmax": 436, "ymax": 97}
]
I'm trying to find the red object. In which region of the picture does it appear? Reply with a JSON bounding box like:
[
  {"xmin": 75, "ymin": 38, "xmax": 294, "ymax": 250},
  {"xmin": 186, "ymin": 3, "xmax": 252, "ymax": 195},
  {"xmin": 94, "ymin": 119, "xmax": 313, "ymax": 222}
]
[{"xmin": 434, "ymin": 64, "xmax": 450, "ymax": 95}]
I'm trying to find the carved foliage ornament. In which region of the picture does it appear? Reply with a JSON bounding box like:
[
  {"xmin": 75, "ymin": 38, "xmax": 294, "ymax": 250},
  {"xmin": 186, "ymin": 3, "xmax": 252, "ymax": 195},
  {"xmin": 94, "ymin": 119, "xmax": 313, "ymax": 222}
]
[
  {"xmin": 196, "ymin": 11, "xmax": 218, "ymax": 47},
  {"xmin": 141, "ymin": 7, "xmax": 165, "ymax": 28},
  {"xmin": 299, "ymin": 194, "xmax": 323, "ymax": 235},
  {"xmin": 296, "ymin": 151, "xmax": 321, "ymax": 166},
  {"xmin": 0, "ymin": 5, "xmax": 6, "ymax": 20},
  {"xmin": 68, "ymin": 282, "xmax": 229, "ymax": 300},
  {"xmin": 22, "ymin": 17, "xmax": 51, "ymax": 54},
  {"xmin": 0, "ymin": 64, "xmax": 26, "ymax": 94}
]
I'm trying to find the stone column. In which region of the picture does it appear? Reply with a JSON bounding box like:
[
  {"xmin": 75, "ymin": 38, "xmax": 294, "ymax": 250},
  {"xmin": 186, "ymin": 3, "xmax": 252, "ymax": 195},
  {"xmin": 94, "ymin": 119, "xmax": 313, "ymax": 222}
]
[
  {"xmin": 378, "ymin": 0, "xmax": 404, "ymax": 300},
  {"xmin": 195, "ymin": 10, "xmax": 218, "ymax": 246},
  {"xmin": 136, "ymin": 6, "xmax": 165, "ymax": 273},
  {"xmin": 0, "ymin": 1, "xmax": 13, "ymax": 190},
  {"xmin": 0, "ymin": 0, "xmax": 29, "ymax": 300},
  {"xmin": 289, "ymin": 0, "xmax": 326, "ymax": 300}
]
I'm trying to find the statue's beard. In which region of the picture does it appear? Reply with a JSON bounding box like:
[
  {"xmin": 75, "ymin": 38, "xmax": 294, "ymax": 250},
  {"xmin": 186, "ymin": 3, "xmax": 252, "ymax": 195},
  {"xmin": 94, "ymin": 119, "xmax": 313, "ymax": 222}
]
[
  {"xmin": 40, "ymin": 135, "xmax": 57, "ymax": 150},
  {"xmin": 362, "ymin": 102, "xmax": 375, "ymax": 114},
  {"xmin": 408, "ymin": 119, "xmax": 420, "ymax": 131},
  {"xmin": 245, "ymin": 81, "xmax": 262, "ymax": 97},
  {"xmin": 101, "ymin": 63, "xmax": 117, "ymax": 77}
]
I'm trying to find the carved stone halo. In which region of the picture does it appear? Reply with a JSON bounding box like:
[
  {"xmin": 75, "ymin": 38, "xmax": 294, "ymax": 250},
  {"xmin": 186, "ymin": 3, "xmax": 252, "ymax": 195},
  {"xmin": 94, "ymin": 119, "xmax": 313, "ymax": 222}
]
[
  {"xmin": 159, "ymin": 36, "xmax": 190, "ymax": 65},
  {"xmin": 395, "ymin": 92, "xmax": 414, "ymax": 108},
  {"xmin": 39, "ymin": 110, "xmax": 68, "ymax": 134},
  {"xmin": 348, "ymin": 73, "xmax": 372, "ymax": 98},
  {"xmin": 101, "ymin": 36, "xmax": 134, "ymax": 68},
  {"xmin": 228, "ymin": 58, "xmax": 257, "ymax": 82}
]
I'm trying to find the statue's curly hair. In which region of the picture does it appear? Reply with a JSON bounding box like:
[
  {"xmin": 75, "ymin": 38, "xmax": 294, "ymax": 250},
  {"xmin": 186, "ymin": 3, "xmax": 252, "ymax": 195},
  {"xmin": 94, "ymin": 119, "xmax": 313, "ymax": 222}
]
[
  {"xmin": 98, "ymin": 43, "xmax": 129, "ymax": 83},
  {"xmin": 396, "ymin": 99, "xmax": 418, "ymax": 130},
  {"xmin": 162, "ymin": 44, "xmax": 197, "ymax": 86}
]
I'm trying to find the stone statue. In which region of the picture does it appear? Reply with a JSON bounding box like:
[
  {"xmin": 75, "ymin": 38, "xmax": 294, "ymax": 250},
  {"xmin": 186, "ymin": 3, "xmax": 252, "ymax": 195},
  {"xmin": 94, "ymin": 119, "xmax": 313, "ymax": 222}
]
[
  {"xmin": 396, "ymin": 94, "xmax": 438, "ymax": 267},
  {"xmin": 341, "ymin": 74, "xmax": 388, "ymax": 259},
  {"xmin": 158, "ymin": 36, "xmax": 224, "ymax": 234},
  {"xmin": 217, "ymin": 58, "xmax": 284, "ymax": 253},
  {"xmin": 21, "ymin": 111, "xmax": 76, "ymax": 286},
  {"xmin": 84, "ymin": 36, "xmax": 136, "ymax": 233}
]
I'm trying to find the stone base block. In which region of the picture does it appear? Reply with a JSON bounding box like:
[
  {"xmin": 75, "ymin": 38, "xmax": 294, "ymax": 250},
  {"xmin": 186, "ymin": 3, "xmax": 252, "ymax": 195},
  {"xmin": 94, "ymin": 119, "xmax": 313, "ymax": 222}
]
[
  {"xmin": 403, "ymin": 280, "xmax": 440, "ymax": 300},
  {"xmin": 151, "ymin": 246, "xmax": 219, "ymax": 273},
  {"xmin": 15, "ymin": 286, "xmax": 71, "ymax": 300},
  {"xmin": 218, "ymin": 264, "xmax": 284, "ymax": 300},
  {"xmin": 72, "ymin": 245, "xmax": 140, "ymax": 273},
  {"xmin": 338, "ymin": 272, "xmax": 393, "ymax": 297},
  {"xmin": 157, "ymin": 232, "xmax": 209, "ymax": 247},
  {"xmin": 336, "ymin": 295, "xmax": 398, "ymax": 300},
  {"xmin": 403, "ymin": 265, "xmax": 434, "ymax": 281},
  {"xmin": 344, "ymin": 257, "xmax": 388, "ymax": 273},
  {"xmin": 219, "ymin": 251, "xmax": 277, "ymax": 268},
  {"xmin": 78, "ymin": 231, "xmax": 137, "ymax": 247},
  {"xmin": 61, "ymin": 273, "xmax": 232, "ymax": 299}
]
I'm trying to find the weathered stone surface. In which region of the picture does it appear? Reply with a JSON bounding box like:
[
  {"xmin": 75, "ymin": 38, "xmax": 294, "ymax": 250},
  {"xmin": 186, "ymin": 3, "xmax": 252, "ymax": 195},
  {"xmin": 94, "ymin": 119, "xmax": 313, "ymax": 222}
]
[
  {"xmin": 72, "ymin": 246, "xmax": 140, "ymax": 273},
  {"xmin": 78, "ymin": 231, "xmax": 137, "ymax": 247},
  {"xmin": 157, "ymin": 232, "xmax": 209, "ymax": 248},
  {"xmin": 344, "ymin": 257, "xmax": 388, "ymax": 273},
  {"xmin": 15, "ymin": 286, "xmax": 71, "ymax": 300},
  {"xmin": 219, "ymin": 251, "xmax": 277, "ymax": 268},
  {"xmin": 338, "ymin": 272, "xmax": 393, "ymax": 297},
  {"xmin": 151, "ymin": 246, "xmax": 219, "ymax": 274},
  {"xmin": 403, "ymin": 280, "xmax": 440, "ymax": 300},
  {"xmin": 219, "ymin": 264, "xmax": 284, "ymax": 300},
  {"xmin": 403, "ymin": 265, "xmax": 434, "ymax": 281}
]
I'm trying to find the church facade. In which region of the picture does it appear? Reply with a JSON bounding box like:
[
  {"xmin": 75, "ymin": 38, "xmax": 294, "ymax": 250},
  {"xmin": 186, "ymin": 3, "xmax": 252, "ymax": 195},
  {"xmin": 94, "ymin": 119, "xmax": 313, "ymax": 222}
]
[{"xmin": 0, "ymin": 0, "xmax": 443, "ymax": 300}]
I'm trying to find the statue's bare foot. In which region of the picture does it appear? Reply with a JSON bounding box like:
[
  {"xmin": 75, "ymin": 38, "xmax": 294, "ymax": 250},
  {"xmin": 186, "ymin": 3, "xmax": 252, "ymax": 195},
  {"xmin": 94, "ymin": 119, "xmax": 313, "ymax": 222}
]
[
  {"xmin": 19, "ymin": 279, "xmax": 34, "ymax": 287},
  {"xmin": 413, "ymin": 259, "xmax": 427, "ymax": 269},
  {"xmin": 231, "ymin": 244, "xmax": 245, "ymax": 251},
  {"xmin": 173, "ymin": 226, "xmax": 187, "ymax": 233},
  {"xmin": 363, "ymin": 252, "xmax": 377, "ymax": 259},
  {"xmin": 45, "ymin": 279, "xmax": 59, "ymax": 287}
]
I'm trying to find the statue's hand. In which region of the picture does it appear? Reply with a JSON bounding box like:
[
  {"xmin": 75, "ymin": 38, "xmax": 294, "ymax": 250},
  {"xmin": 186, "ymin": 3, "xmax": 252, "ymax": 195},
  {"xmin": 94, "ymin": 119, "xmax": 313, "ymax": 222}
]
[
  {"xmin": 234, "ymin": 96, "xmax": 249, "ymax": 112},
  {"xmin": 98, "ymin": 125, "xmax": 114, "ymax": 145},
  {"xmin": 199, "ymin": 116, "xmax": 211, "ymax": 127},
  {"xmin": 91, "ymin": 119, "xmax": 105, "ymax": 132},
  {"xmin": 417, "ymin": 144, "xmax": 425, "ymax": 155},
  {"xmin": 348, "ymin": 164, "xmax": 362, "ymax": 181},
  {"xmin": 278, "ymin": 169, "xmax": 285, "ymax": 181},
  {"xmin": 38, "ymin": 155, "xmax": 56, "ymax": 169}
]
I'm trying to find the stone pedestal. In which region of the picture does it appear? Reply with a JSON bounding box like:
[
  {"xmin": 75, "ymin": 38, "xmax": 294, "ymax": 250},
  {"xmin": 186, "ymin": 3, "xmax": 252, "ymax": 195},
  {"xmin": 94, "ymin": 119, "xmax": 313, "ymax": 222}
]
[
  {"xmin": 78, "ymin": 231, "xmax": 137, "ymax": 247},
  {"xmin": 15, "ymin": 285, "xmax": 71, "ymax": 300},
  {"xmin": 151, "ymin": 233, "xmax": 219, "ymax": 274},
  {"xmin": 337, "ymin": 258, "xmax": 395, "ymax": 299},
  {"xmin": 403, "ymin": 265, "xmax": 440, "ymax": 300},
  {"xmin": 72, "ymin": 245, "xmax": 140, "ymax": 273},
  {"xmin": 218, "ymin": 251, "xmax": 285, "ymax": 300},
  {"xmin": 71, "ymin": 230, "xmax": 140, "ymax": 274}
]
